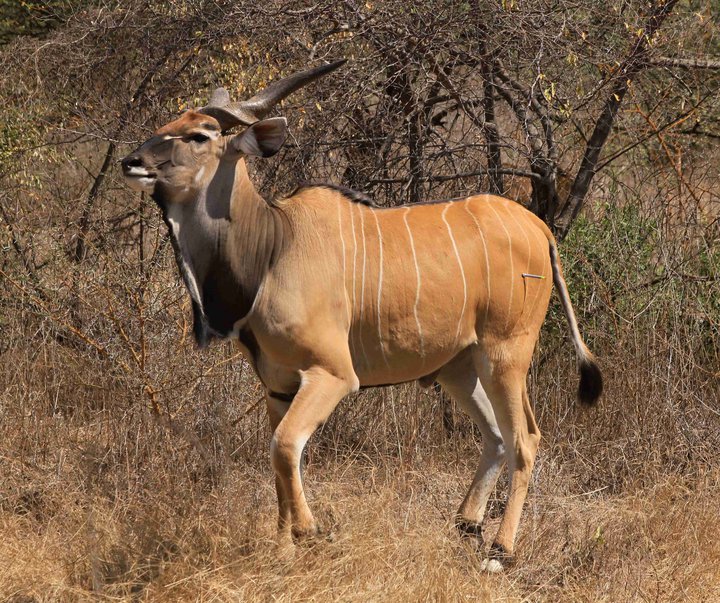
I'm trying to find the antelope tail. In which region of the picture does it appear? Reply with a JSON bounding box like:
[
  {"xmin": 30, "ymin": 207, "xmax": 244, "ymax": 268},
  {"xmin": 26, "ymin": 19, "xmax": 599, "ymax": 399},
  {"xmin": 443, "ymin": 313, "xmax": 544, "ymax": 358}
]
[{"xmin": 549, "ymin": 243, "xmax": 603, "ymax": 405}]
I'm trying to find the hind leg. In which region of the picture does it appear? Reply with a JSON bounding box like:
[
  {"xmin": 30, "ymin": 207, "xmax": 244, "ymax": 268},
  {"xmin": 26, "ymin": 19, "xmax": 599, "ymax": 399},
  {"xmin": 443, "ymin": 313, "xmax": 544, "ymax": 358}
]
[
  {"xmin": 473, "ymin": 343, "xmax": 541, "ymax": 570},
  {"xmin": 436, "ymin": 350, "xmax": 506, "ymax": 547}
]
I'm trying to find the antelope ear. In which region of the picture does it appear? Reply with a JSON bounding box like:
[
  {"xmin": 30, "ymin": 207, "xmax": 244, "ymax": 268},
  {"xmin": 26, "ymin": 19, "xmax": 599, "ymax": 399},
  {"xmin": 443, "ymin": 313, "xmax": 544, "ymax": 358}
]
[{"xmin": 229, "ymin": 117, "xmax": 288, "ymax": 158}]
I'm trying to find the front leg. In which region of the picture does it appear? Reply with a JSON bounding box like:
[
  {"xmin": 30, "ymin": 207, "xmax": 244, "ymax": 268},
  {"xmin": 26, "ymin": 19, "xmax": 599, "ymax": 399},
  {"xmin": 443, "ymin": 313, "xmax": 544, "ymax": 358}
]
[
  {"xmin": 265, "ymin": 394, "xmax": 292, "ymax": 534},
  {"xmin": 270, "ymin": 365, "xmax": 358, "ymax": 539}
]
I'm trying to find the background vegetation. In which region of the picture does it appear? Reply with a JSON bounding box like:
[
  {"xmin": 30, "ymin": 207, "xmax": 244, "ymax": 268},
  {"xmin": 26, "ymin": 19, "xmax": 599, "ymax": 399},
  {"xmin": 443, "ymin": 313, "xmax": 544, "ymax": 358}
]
[{"xmin": 1, "ymin": 1, "xmax": 718, "ymax": 600}]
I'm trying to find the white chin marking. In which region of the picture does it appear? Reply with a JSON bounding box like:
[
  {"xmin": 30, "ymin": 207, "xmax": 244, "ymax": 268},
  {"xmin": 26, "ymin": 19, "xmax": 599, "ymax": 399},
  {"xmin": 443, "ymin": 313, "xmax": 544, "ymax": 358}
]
[
  {"xmin": 480, "ymin": 558, "xmax": 505, "ymax": 573},
  {"xmin": 125, "ymin": 176, "xmax": 156, "ymax": 193}
]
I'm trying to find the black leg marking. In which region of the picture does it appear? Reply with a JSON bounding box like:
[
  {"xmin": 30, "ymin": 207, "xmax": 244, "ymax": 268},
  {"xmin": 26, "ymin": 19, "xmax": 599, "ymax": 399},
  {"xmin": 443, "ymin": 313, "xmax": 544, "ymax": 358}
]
[
  {"xmin": 456, "ymin": 519, "xmax": 484, "ymax": 541},
  {"xmin": 489, "ymin": 542, "xmax": 515, "ymax": 566},
  {"xmin": 268, "ymin": 390, "xmax": 296, "ymax": 403}
]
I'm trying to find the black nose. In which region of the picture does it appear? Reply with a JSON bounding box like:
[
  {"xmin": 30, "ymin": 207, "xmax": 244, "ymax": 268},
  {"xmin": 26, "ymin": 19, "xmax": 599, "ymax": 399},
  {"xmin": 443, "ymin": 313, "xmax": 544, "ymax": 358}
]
[{"xmin": 121, "ymin": 153, "xmax": 143, "ymax": 171}]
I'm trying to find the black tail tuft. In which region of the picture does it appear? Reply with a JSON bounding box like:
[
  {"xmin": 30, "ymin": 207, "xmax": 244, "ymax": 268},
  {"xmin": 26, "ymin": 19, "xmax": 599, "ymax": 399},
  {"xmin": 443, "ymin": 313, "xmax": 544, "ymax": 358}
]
[{"xmin": 578, "ymin": 357, "xmax": 603, "ymax": 405}]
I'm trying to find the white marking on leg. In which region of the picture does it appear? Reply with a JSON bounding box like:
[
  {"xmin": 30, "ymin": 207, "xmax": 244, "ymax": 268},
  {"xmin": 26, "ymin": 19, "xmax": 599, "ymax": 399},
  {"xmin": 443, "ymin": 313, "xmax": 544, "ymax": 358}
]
[
  {"xmin": 337, "ymin": 203, "xmax": 351, "ymax": 327},
  {"xmin": 372, "ymin": 211, "xmax": 390, "ymax": 367},
  {"xmin": 357, "ymin": 205, "xmax": 370, "ymax": 369},
  {"xmin": 270, "ymin": 431, "xmax": 310, "ymax": 474},
  {"xmin": 464, "ymin": 201, "xmax": 491, "ymax": 325},
  {"xmin": 440, "ymin": 369, "xmax": 505, "ymax": 525},
  {"xmin": 403, "ymin": 207, "xmax": 425, "ymax": 359},
  {"xmin": 442, "ymin": 204, "xmax": 467, "ymax": 345},
  {"xmin": 486, "ymin": 201, "xmax": 514, "ymax": 330}
]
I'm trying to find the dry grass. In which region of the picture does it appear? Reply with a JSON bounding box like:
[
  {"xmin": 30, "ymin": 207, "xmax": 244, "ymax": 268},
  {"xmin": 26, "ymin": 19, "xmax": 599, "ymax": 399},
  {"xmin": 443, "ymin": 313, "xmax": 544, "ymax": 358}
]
[
  {"xmin": 2, "ymin": 198, "xmax": 719, "ymax": 600},
  {"xmin": 2, "ymin": 29, "xmax": 718, "ymax": 598},
  {"xmin": 2, "ymin": 446, "xmax": 720, "ymax": 602},
  {"xmin": 2, "ymin": 216, "xmax": 718, "ymax": 603},
  {"xmin": 2, "ymin": 308, "xmax": 719, "ymax": 602}
]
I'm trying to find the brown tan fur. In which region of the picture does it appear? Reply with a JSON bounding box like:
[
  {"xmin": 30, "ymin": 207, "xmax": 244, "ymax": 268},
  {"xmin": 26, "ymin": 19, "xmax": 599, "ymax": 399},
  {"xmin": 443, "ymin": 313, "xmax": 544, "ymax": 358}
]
[
  {"xmin": 122, "ymin": 87, "xmax": 601, "ymax": 571},
  {"xmin": 248, "ymin": 183, "xmax": 559, "ymax": 562}
]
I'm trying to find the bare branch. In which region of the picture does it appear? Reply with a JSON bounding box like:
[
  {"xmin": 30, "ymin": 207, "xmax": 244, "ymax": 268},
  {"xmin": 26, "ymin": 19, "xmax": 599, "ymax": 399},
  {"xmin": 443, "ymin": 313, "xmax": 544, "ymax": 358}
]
[
  {"xmin": 554, "ymin": 0, "xmax": 679, "ymax": 239},
  {"xmin": 366, "ymin": 167, "xmax": 540, "ymax": 187},
  {"xmin": 649, "ymin": 56, "xmax": 720, "ymax": 70}
]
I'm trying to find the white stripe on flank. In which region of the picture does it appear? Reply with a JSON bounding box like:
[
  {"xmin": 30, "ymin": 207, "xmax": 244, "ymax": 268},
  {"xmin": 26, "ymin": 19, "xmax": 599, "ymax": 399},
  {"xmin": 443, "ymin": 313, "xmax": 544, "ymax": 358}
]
[
  {"xmin": 503, "ymin": 203, "xmax": 532, "ymax": 330},
  {"xmin": 357, "ymin": 205, "xmax": 370, "ymax": 368},
  {"xmin": 372, "ymin": 211, "xmax": 390, "ymax": 367},
  {"xmin": 504, "ymin": 203, "xmax": 531, "ymax": 273},
  {"xmin": 522, "ymin": 213, "xmax": 549, "ymax": 322},
  {"xmin": 337, "ymin": 203, "xmax": 351, "ymax": 326},
  {"xmin": 403, "ymin": 208, "xmax": 425, "ymax": 359},
  {"xmin": 464, "ymin": 200, "xmax": 491, "ymax": 325},
  {"xmin": 442, "ymin": 204, "xmax": 467, "ymax": 345},
  {"xmin": 486, "ymin": 201, "xmax": 514, "ymax": 330}
]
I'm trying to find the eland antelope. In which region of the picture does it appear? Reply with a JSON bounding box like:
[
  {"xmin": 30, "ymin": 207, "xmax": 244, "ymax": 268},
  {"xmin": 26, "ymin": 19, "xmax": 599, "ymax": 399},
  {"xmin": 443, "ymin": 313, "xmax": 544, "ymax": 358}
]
[{"xmin": 121, "ymin": 60, "xmax": 602, "ymax": 571}]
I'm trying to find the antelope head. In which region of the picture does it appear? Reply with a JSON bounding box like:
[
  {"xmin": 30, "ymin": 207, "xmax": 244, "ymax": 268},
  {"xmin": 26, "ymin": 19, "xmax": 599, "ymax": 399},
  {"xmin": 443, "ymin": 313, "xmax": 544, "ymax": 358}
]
[{"xmin": 121, "ymin": 60, "xmax": 345, "ymax": 203}]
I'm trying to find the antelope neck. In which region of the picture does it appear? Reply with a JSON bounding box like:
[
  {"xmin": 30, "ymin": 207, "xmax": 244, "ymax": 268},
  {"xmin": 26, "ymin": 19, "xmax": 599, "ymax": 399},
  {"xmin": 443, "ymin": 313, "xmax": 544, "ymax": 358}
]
[{"xmin": 153, "ymin": 158, "xmax": 281, "ymax": 346}]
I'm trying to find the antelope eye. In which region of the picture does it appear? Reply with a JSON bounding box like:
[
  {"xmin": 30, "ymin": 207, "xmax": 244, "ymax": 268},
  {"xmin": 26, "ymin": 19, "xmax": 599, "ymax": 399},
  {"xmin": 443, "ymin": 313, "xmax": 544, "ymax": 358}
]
[{"xmin": 189, "ymin": 133, "xmax": 209, "ymax": 143}]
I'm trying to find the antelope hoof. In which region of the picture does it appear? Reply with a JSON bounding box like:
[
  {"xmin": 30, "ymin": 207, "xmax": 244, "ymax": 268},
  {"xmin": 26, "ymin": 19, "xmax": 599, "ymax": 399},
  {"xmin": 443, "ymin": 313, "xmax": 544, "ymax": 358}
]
[
  {"xmin": 482, "ymin": 542, "xmax": 514, "ymax": 573},
  {"xmin": 480, "ymin": 558, "xmax": 505, "ymax": 573},
  {"xmin": 291, "ymin": 523, "xmax": 320, "ymax": 544}
]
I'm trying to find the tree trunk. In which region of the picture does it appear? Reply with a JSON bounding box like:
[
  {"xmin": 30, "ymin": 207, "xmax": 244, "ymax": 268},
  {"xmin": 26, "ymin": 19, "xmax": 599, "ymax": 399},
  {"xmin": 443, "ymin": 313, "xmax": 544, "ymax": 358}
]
[{"xmin": 553, "ymin": 0, "xmax": 678, "ymax": 239}]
